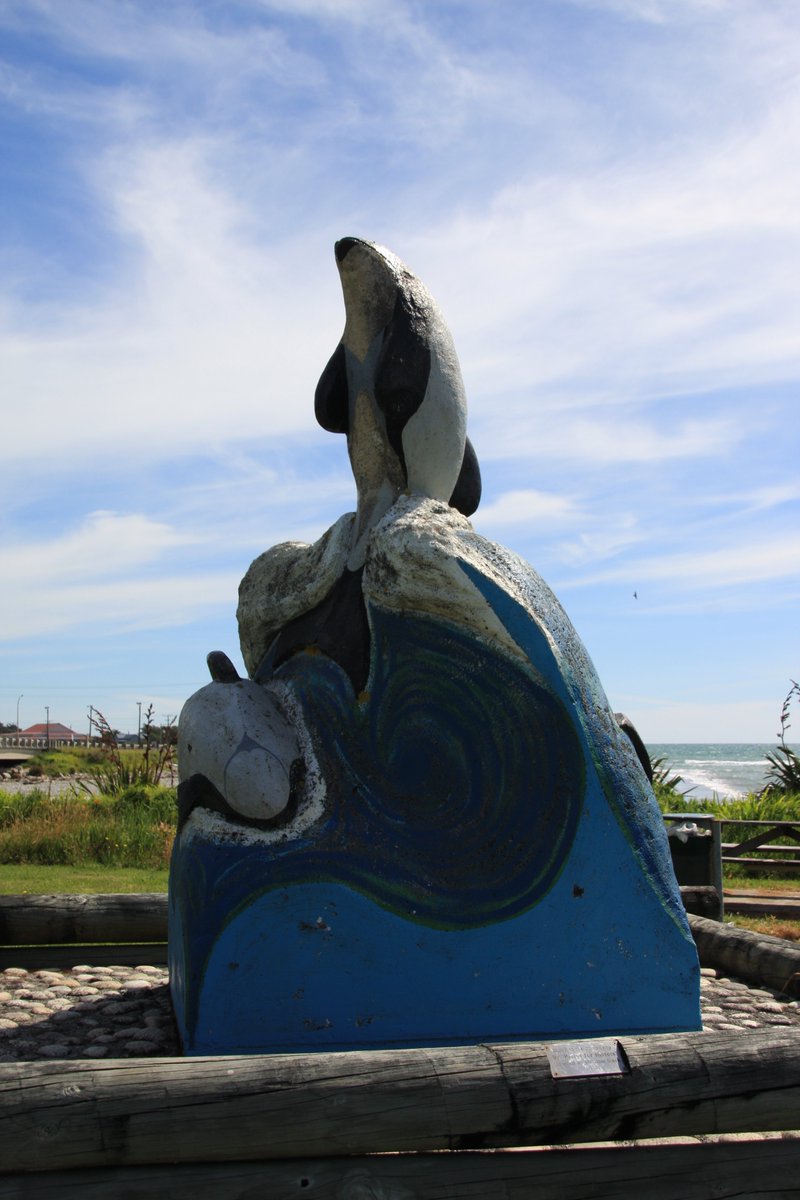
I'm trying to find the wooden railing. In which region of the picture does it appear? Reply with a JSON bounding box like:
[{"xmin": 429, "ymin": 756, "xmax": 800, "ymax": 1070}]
[
  {"xmin": 665, "ymin": 814, "xmax": 800, "ymax": 877},
  {"xmin": 0, "ymin": 735, "xmax": 101, "ymax": 749},
  {"xmin": 720, "ymin": 818, "xmax": 800, "ymax": 873}
]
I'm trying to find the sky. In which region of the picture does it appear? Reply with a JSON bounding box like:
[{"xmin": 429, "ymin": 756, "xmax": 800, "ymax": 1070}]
[{"xmin": 1, "ymin": 0, "xmax": 798, "ymax": 745}]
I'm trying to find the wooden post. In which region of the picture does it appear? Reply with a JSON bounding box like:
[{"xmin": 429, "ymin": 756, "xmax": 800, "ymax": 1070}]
[
  {"xmin": 679, "ymin": 885, "xmax": 722, "ymax": 920},
  {"xmin": 1, "ymin": 1029, "xmax": 799, "ymax": 1172}
]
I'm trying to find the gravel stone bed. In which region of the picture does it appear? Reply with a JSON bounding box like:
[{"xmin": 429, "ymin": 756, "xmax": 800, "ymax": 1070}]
[
  {"xmin": 0, "ymin": 964, "xmax": 178, "ymax": 1059},
  {"xmin": 1, "ymin": 964, "xmax": 799, "ymax": 1060}
]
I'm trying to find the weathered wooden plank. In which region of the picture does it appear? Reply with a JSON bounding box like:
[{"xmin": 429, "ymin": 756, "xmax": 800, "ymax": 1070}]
[
  {"xmin": 0, "ymin": 943, "xmax": 167, "ymax": 970},
  {"xmin": 0, "ymin": 894, "xmax": 167, "ymax": 946},
  {"xmin": 721, "ymin": 856, "xmax": 800, "ymax": 872},
  {"xmin": 719, "ymin": 820, "xmax": 800, "ymax": 829},
  {"xmin": 1, "ymin": 1136, "xmax": 800, "ymax": 1199},
  {"xmin": 722, "ymin": 843, "xmax": 800, "ymax": 855},
  {"xmin": 689, "ymin": 912, "xmax": 800, "ymax": 995},
  {"xmin": 723, "ymin": 894, "xmax": 800, "ymax": 918},
  {"xmin": 1, "ymin": 1030, "xmax": 800, "ymax": 1172}
]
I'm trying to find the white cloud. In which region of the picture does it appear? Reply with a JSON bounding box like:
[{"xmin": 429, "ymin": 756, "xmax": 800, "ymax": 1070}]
[
  {"xmin": 399, "ymin": 7, "xmax": 800, "ymax": 412},
  {"xmin": 0, "ymin": 510, "xmax": 235, "ymax": 642},
  {"xmin": 0, "ymin": 512, "xmax": 193, "ymax": 584},
  {"xmin": 0, "ymin": 569, "xmax": 239, "ymax": 643},
  {"xmin": 0, "ymin": 139, "xmax": 343, "ymax": 465},
  {"xmin": 504, "ymin": 412, "xmax": 739, "ymax": 465},
  {"xmin": 736, "ymin": 482, "xmax": 800, "ymax": 513},
  {"xmin": 569, "ymin": 536, "xmax": 800, "ymax": 592},
  {"xmin": 0, "ymin": 0, "xmax": 798, "ymax": 740},
  {"xmin": 0, "ymin": 1, "xmax": 311, "ymax": 85},
  {"xmin": 2, "ymin": 0, "xmax": 798, "ymax": 479},
  {"xmin": 255, "ymin": 0, "xmax": 382, "ymax": 20},
  {"xmin": 477, "ymin": 488, "xmax": 578, "ymax": 527},
  {"xmin": 558, "ymin": 521, "xmax": 643, "ymax": 567},
  {"xmin": 698, "ymin": 480, "xmax": 800, "ymax": 516},
  {"xmin": 411, "ymin": 113, "xmax": 800, "ymax": 412}
]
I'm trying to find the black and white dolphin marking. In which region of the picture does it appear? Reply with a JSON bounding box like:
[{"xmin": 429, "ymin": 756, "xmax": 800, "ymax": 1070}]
[
  {"xmin": 315, "ymin": 237, "xmax": 481, "ymax": 569},
  {"xmin": 179, "ymin": 239, "xmax": 485, "ymax": 827}
]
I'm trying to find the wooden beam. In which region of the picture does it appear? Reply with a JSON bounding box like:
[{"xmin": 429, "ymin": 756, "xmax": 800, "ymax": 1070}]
[
  {"xmin": 1, "ymin": 1135, "xmax": 799, "ymax": 1200},
  {"xmin": 717, "ymin": 820, "xmax": 800, "ymax": 830},
  {"xmin": 0, "ymin": 894, "xmax": 168, "ymax": 946},
  {"xmin": 722, "ymin": 844, "xmax": 800, "ymax": 855},
  {"xmin": 723, "ymin": 894, "xmax": 800, "ymax": 919},
  {"xmin": 688, "ymin": 913, "xmax": 800, "ymax": 996},
  {"xmin": 0, "ymin": 943, "xmax": 167, "ymax": 970},
  {"xmin": 1, "ymin": 1030, "xmax": 799, "ymax": 1172},
  {"xmin": 721, "ymin": 857, "xmax": 800, "ymax": 873}
]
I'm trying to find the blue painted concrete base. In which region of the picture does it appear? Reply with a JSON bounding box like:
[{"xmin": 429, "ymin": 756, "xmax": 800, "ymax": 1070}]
[
  {"xmin": 169, "ymin": 777, "xmax": 701, "ymax": 1055},
  {"xmin": 169, "ymin": 532, "xmax": 701, "ymax": 1055}
]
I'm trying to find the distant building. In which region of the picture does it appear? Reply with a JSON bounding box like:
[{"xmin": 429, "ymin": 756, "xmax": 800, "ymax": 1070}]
[
  {"xmin": 0, "ymin": 722, "xmax": 105, "ymax": 749},
  {"xmin": 19, "ymin": 722, "xmax": 82, "ymax": 742}
]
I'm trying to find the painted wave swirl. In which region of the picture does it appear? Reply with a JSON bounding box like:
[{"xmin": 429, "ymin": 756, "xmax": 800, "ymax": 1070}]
[{"xmin": 173, "ymin": 603, "xmax": 584, "ymax": 970}]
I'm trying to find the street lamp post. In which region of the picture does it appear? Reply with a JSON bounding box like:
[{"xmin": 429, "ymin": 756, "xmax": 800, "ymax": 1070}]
[
  {"xmin": 15, "ymin": 695, "xmax": 23, "ymax": 735},
  {"xmin": 137, "ymin": 701, "xmax": 142, "ymax": 747},
  {"xmin": 45, "ymin": 705, "xmax": 50, "ymax": 750}
]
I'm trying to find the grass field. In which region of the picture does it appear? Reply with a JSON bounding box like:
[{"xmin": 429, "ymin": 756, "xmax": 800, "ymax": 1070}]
[
  {"xmin": 0, "ymin": 863, "xmax": 169, "ymax": 893},
  {"xmin": 0, "ymin": 749, "xmax": 175, "ymax": 895},
  {"xmin": 730, "ymin": 914, "xmax": 800, "ymax": 941}
]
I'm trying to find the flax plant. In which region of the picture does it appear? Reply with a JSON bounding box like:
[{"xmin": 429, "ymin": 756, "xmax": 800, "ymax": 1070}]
[{"xmin": 77, "ymin": 705, "xmax": 175, "ymax": 797}]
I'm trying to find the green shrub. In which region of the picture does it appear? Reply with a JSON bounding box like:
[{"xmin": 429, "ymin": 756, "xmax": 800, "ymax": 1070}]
[
  {"xmin": 657, "ymin": 790, "xmax": 799, "ymax": 822},
  {"xmin": 0, "ymin": 788, "xmax": 56, "ymax": 829},
  {"xmin": 74, "ymin": 705, "xmax": 176, "ymax": 798},
  {"xmin": 762, "ymin": 680, "xmax": 800, "ymax": 795},
  {"xmin": 111, "ymin": 786, "xmax": 177, "ymax": 823},
  {"xmin": 650, "ymin": 755, "xmax": 689, "ymax": 806},
  {"xmin": 19, "ymin": 748, "xmax": 88, "ymax": 777},
  {"xmin": 0, "ymin": 786, "xmax": 177, "ymax": 868}
]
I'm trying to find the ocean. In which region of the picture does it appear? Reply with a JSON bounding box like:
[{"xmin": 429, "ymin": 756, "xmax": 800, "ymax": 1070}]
[{"xmin": 648, "ymin": 742, "xmax": 800, "ymax": 800}]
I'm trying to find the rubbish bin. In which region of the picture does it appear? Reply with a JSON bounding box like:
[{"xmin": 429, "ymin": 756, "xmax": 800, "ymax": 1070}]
[{"xmin": 664, "ymin": 814, "xmax": 723, "ymax": 921}]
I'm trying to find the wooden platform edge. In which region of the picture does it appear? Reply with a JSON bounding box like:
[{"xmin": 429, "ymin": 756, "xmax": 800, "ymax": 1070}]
[{"xmin": 2, "ymin": 1134, "xmax": 800, "ymax": 1200}]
